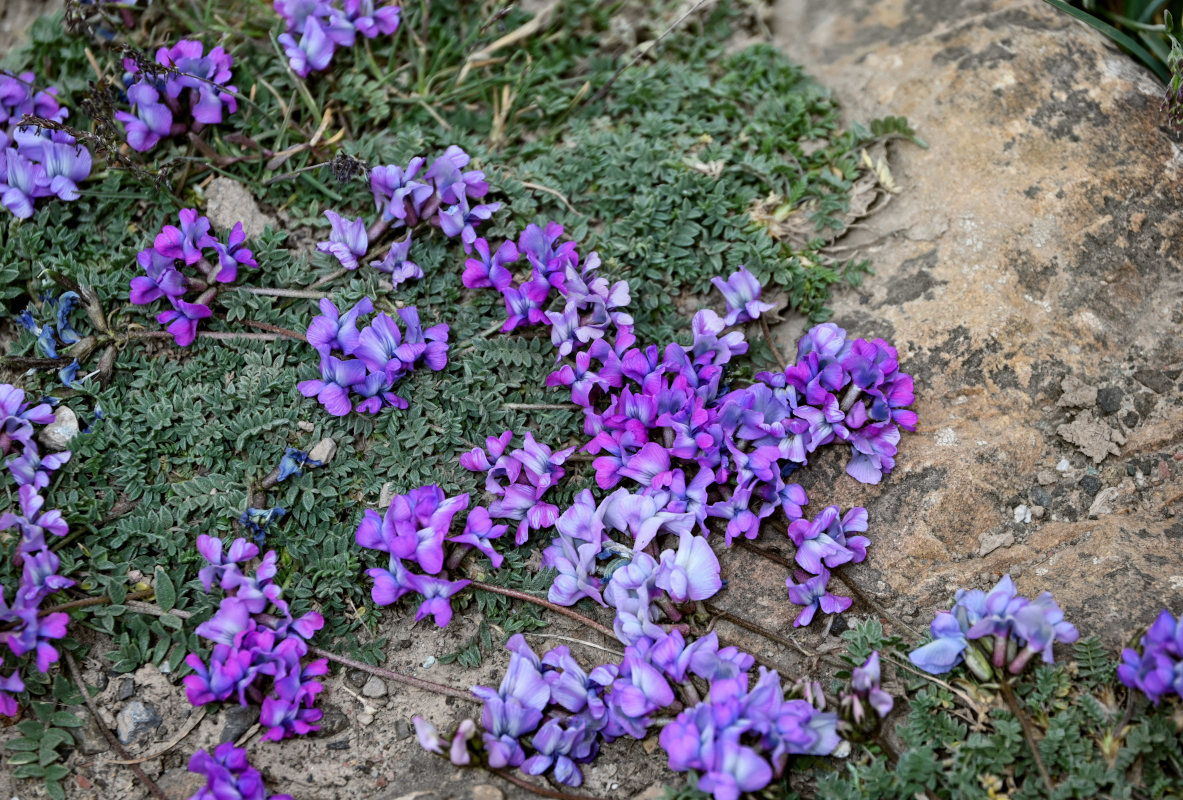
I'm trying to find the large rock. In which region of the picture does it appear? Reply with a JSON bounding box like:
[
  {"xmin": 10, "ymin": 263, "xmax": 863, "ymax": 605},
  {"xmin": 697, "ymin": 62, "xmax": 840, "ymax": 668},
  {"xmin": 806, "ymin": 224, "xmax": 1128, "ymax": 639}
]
[{"xmin": 757, "ymin": 0, "xmax": 1183, "ymax": 644}]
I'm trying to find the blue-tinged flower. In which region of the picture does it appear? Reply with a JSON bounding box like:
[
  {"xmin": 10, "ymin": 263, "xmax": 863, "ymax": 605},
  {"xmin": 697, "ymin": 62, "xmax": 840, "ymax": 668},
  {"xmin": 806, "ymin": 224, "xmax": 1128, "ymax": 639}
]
[
  {"xmin": 239, "ymin": 506, "xmax": 286, "ymax": 545},
  {"xmin": 0, "ymin": 484, "xmax": 68, "ymax": 553},
  {"xmin": 438, "ymin": 195, "xmax": 501, "ymax": 252},
  {"xmin": 489, "ymin": 482, "xmax": 559, "ymax": 546},
  {"xmin": 710, "ymin": 266, "xmax": 775, "ymax": 326},
  {"xmin": 1006, "ymin": 593, "xmax": 1078, "ymax": 673},
  {"xmin": 369, "ymin": 235, "xmax": 422, "ymax": 288},
  {"xmin": 1, "ymin": 146, "xmax": 46, "ymax": 218},
  {"xmin": 843, "ymin": 651, "xmax": 893, "ymax": 723},
  {"xmin": 1119, "ymin": 609, "xmax": 1183, "ymax": 704},
  {"xmin": 523, "ymin": 717, "xmax": 588, "ymax": 787},
  {"xmin": 6, "ymin": 443, "xmax": 70, "ymax": 490},
  {"xmin": 542, "ymin": 534, "xmax": 604, "ymax": 607},
  {"xmin": 305, "ymin": 296, "xmax": 374, "ymax": 356},
  {"xmin": 706, "ymin": 483, "xmax": 768, "ymax": 546},
  {"xmin": 370, "ymin": 160, "xmax": 434, "ymax": 224},
  {"xmin": 407, "ymin": 574, "xmax": 470, "ymax": 627},
  {"xmin": 843, "ymin": 420, "xmax": 901, "ymax": 485},
  {"xmin": 346, "ymin": 0, "xmax": 401, "ymax": 37},
  {"xmin": 195, "ymin": 534, "xmax": 258, "ymax": 592},
  {"xmin": 211, "ymin": 222, "xmax": 257, "ymax": 283},
  {"xmin": 353, "ymin": 312, "xmax": 406, "ymax": 378},
  {"xmin": 785, "ymin": 568, "xmax": 851, "ymax": 627},
  {"xmin": 154, "ymin": 208, "xmax": 216, "ymax": 264},
  {"xmin": 40, "ymin": 139, "xmax": 91, "ymax": 203},
  {"xmin": 50, "ymin": 291, "xmax": 83, "ymax": 345},
  {"xmin": 297, "ymin": 355, "xmax": 367, "ymax": 416},
  {"xmin": 187, "ymin": 741, "xmax": 293, "ymax": 800},
  {"xmin": 34, "ymin": 322, "xmax": 58, "ymax": 359},
  {"xmin": 279, "ymin": 16, "xmax": 335, "ymax": 77},
  {"xmin": 696, "ymin": 729, "xmax": 774, "ymax": 800},
  {"xmin": 316, "ymin": 210, "xmax": 368, "ymax": 270},
  {"xmin": 18, "ymin": 548, "xmax": 74, "ymax": 606},
  {"xmin": 480, "ymin": 694, "xmax": 542, "ymax": 769},
  {"xmin": 276, "ymin": 447, "xmax": 322, "ymax": 482},
  {"xmin": 656, "ymin": 532, "xmax": 721, "ymax": 603},
  {"xmin": 604, "ymin": 552, "xmax": 665, "ymax": 645},
  {"xmin": 787, "ymin": 505, "xmax": 860, "ymax": 575},
  {"xmin": 130, "ymin": 247, "xmax": 188, "ymax": 305},
  {"xmin": 58, "ymin": 359, "xmax": 81, "ymax": 388}
]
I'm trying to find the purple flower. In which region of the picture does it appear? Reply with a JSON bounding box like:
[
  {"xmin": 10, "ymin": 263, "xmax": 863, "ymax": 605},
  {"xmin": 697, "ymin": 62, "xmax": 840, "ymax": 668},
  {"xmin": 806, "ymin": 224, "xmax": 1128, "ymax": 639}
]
[
  {"xmin": 316, "ymin": 210, "xmax": 368, "ymax": 270},
  {"xmin": 370, "ymin": 160, "xmax": 434, "ymax": 225},
  {"xmin": 211, "ymin": 222, "xmax": 257, "ymax": 283},
  {"xmin": 369, "ymin": 235, "xmax": 422, "ymax": 288},
  {"xmin": 353, "ymin": 312, "xmax": 407, "ymax": 377},
  {"xmin": 787, "ymin": 505, "xmax": 863, "ymax": 575},
  {"xmin": 187, "ymin": 741, "xmax": 293, "ymax": 800},
  {"xmin": 1119, "ymin": 609, "xmax": 1183, "ymax": 704},
  {"xmin": 522, "ymin": 717, "xmax": 588, "ymax": 787},
  {"xmin": 346, "ymin": 0, "xmax": 401, "ymax": 38},
  {"xmin": 543, "ymin": 534, "xmax": 604, "ymax": 607},
  {"xmin": 2, "ymin": 146, "xmax": 47, "ymax": 218},
  {"xmin": 297, "ymin": 355, "xmax": 367, "ymax": 416},
  {"xmin": 116, "ymin": 82, "xmax": 174, "ymax": 152},
  {"xmin": 130, "ymin": 248, "xmax": 188, "ymax": 305},
  {"xmin": 843, "ymin": 651, "xmax": 893, "ymax": 723},
  {"xmin": 305, "ymin": 296, "xmax": 374, "ymax": 356},
  {"xmin": 707, "ymin": 483, "xmax": 769, "ymax": 546},
  {"xmin": 0, "ymin": 656, "xmax": 25, "ymax": 718},
  {"xmin": 710, "ymin": 266, "xmax": 775, "ymax": 326},
  {"xmin": 438, "ymin": 195, "xmax": 501, "ymax": 251},
  {"xmin": 463, "ymin": 237, "xmax": 518, "ymax": 290},
  {"xmin": 279, "ymin": 16, "xmax": 335, "ymax": 77},
  {"xmin": 785, "ymin": 569, "xmax": 851, "ymax": 627},
  {"xmin": 408, "ymin": 574, "xmax": 470, "ymax": 627},
  {"xmin": 155, "ymin": 209, "xmax": 216, "ymax": 265},
  {"xmin": 447, "ymin": 507, "xmax": 508, "ymax": 568},
  {"xmin": 366, "ymin": 555, "xmax": 417, "ymax": 606},
  {"xmin": 697, "ymin": 729, "xmax": 774, "ymax": 800},
  {"xmin": 656, "ymin": 532, "xmax": 721, "ymax": 602},
  {"xmin": 2, "ymin": 603, "xmax": 69, "ymax": 672},
  {"xmin": 6, "ymin": 443, "xmax": 70, "ymax": 491},
  {"xmin": 501, "ymin": 269, "xmax": 552, "ymax": 332},
  {"xmin": 0, "ymin": 484, "xmax": 69, "ymax": 553},
  {"xmin": 196, "ymin": 534, "xmax": 259, "ymax": 592},
  {"xmin": 489, "ymin": 482, "xmax": 559, "ymax": 546},
  {"xmin": 155, "ymin": 40, "xmax": 238, "ymax": 125},
  {"xmin": 156, "ymin": 296, "xmax": 214, "ymax": 346},
  {"xmin": 40, "ymin": 138, "xmax": 91, "ymax": 202}
]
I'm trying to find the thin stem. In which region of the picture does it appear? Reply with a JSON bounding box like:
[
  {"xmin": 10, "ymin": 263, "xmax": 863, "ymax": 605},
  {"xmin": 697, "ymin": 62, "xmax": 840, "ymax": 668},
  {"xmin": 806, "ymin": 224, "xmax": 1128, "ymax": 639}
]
[
  {"xmin": 503, "ymin": 403, "xmax": 578, "ymax": 411},
  {"xmin": 1, "ymin": 355, "xmax": 69, "ymax": 367},
  {"xmin": 41, "ymin": 588, "xmax": 154, "ymax": 617},
  {"xmin": 467, "ymin": 580, "xmax": 615, "ymax": 639},
  {"xmin": 702, "ymin": 601, "xmax": 842, "ymax": 667},
  {"xmin": 307, "ymin": 267, "xmax": 349, "ymax": 290},
  {"xmin": 308, "ymin": 646, "xmax": 477, "ymax": 704},
  {"xmin": 242, "ymin": 320, "xmax": 308, "ymax": 342},
  {"xmin": 456, "ymin": 320, "xmax": 508, "ymax": 352},
  {"xmin": 65, "ymin": 652, "xmax": 170, "ymax": 800},
  {"xmin": 488, "ymin": 767, "xmax": 612, "ymax": 800},
  {"xmin": 998, "ymin": 678, "xmax": 1056, "ymax": 796},
  {"xmin": 126, "ymin": 330, "xmax": 287, "ymax": 342},
  {"xmin": 239, "ymin": 287, "xmax": 328, "ymax": 300},
  {"xmin": 760, "ymin": 316, "xmax": 788, "ymax": 373}
]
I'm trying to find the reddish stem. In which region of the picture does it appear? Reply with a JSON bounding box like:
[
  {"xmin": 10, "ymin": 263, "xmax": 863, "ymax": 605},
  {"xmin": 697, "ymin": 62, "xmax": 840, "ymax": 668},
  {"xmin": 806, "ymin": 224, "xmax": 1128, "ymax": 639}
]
[
  {"xmin": 467, "ymin": 580, "xmax": 616, "ymax": 640},
  {"xmin": 307, "ymin": 646, "xmax": 476, "ymax": 704},
  {"xmin": 242, "ymin": 319, "xmax": 308, "ymax": 342}
]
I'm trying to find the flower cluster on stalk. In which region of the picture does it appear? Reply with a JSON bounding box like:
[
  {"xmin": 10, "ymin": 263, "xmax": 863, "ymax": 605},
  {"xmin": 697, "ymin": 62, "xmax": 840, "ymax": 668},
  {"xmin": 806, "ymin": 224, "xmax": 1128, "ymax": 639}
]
[
  {"xmin": 276, "ymin": 0, "xmax": 401, "ymax": 78},
  {"xmin": 0, "ymin": 71, "xmax": 91, "ymax": 218},
  {"xmin": 16, "ymin": 291, "xmax": 87, "ymax": 386},
  {"xmin": 299, "ymin": 298, "xmax": 448, "ymax": 415},
  {"xmin": 185, "ymin": 535, "xmax": 328, "ymax": 741},
  {"xmin": 354, "ymin": 485, "xmax": 473, "ymax": 627},
  {"xmin": 0, "ymin": 385, "xmax": 74, "ymax": 716},
  {"xmin": 908, "ymin": 575, "xmax": 1078, "ymax": 677},
  {"xmin": 187, "ymin": 741, "xmax": 292, "ymax": 800},
  {"xmin": 1118, "ymin": 608, "xmax": 1183, "ymax": 704},
  {"xmin": 129, "ymin": 209, "xmax": 258, "ymax": 345},
  {"xmin": 118, "ymin": 40, "xmax": 238, "ymax": 152}
]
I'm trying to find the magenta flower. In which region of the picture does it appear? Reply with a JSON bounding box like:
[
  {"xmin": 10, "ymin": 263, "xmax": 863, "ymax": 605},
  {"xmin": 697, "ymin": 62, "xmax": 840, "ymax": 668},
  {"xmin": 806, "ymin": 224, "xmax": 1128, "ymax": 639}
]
[
  {"xmin": 116, "ymin": 83, "xmax": 174, "ymax": 152},
  {"xmin": 130, "ymin": 248, "xmax": 188, "ymax": 305},
  {"xmin": 447, "ymin": 507, "xmax": 508, "ymax": 568},
  {"xmin": 0, "ymin": 656, "xmax": 25, "ymax": 718},
  {"xmin": 408, "ymin": 574, "xmax": 470, "ymax": 627},
  {"xmin": 297, "ymin": 355, "xmax": 367, "ymax": 416},
  {"xmin": 501, "ymin": 269, "xmax": 552, "ymax": 332},
  {"xmin": 211, "ymin": 222, "xmax": 257, "ymax": 283},
  {"xmin": 438, "ymin": 195, "xmax": 501, "ymax": 251},
  {"xmin": 463, "ymin": 237, "xmax": 518, "ymax": 290}
]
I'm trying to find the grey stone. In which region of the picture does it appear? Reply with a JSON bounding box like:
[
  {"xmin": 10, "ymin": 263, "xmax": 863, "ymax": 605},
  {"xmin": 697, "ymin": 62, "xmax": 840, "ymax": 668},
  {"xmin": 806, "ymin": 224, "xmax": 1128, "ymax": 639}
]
[
  {"xmin": 38, "ymin": 405, "xmax": 78, "ymax": 451},
  {"xmin": 394, "ymin": 719, "xmax": 414, "ymax": 740},
  {"xmin": 218, "ymin": 704, "xmax": 259, "ymax": 744},
  {"xmin": 308, "ymin": 437, "xmax": 337, "ymax": 465},
  {"xmin": 379, "ymin": 481, "xmax": 396, "ymax": 508},
  {"xmin": 1097, "ymin": 386, "xmax": 1123, "ymax": 414},
  {"xmin": 346, "ymin": 668, "xmax": 368, "ymax": 689},
  {"xmin": 1036, "ymin": 470, "xmax": 1057, "ymax": 486},
  {"xmin": 327, "ymin": 739, "xmax": 351, "ymax": 750},
  {"xmin": 1088, "ymin": 486, "xmax": 1121, "ymax": 518},
  {"xmin": 1031, "ymin": 505, "xmax": 1046, "ymax": 519},
  {"xmin": 978, "ymin": 532, "xmax": 1015, "ymax": 557},
  {"xmin": 204, "ymin": 177, "xmax": 274, "ymax": 240},
  {"xmin": 361, "ymin": 676, "xmax": 388, "ymax": 698},
  {"xmin": 1057, "ymin": 376, "xmax": 1097, "ymax": 408},
  {"xmin": 1030, "ymin": 485, "xmax": 1052, "ymax": 506},
  {"xmin": 357, "ymin": 712, "xmax": 374, "ymax": 726},
  {"xmin": 1133, "ymin": 368, "xmax": 1172, "ymax": 394},
  {"xmin": 117, "ymin": 677, "xmax": 135, "ymax": 701},
  {"xmin": 1058, "ymin": 412, "xmax": 1122, "ymax": 463},
  {"xmin": 311, "ymin": 703, "xmax": 349, "ymax": 738},
  {"xmin": 115, "ymin": 700, "xmax": 161, "ymax": 745},
  {"xmin": 298, "ymin": 420, "xmax": 315, "ymax": 432},
  {"xmin": 1079, "ymin": 475, "xmax": 1102, "ymax": 496}
]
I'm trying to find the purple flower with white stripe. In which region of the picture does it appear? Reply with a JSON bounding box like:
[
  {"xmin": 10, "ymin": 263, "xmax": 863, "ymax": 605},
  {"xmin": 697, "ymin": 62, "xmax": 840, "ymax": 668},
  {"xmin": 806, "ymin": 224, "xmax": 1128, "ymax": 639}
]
[{"xmin": 316, "ymin": 210, "xmax": 368, "ymax": 270}]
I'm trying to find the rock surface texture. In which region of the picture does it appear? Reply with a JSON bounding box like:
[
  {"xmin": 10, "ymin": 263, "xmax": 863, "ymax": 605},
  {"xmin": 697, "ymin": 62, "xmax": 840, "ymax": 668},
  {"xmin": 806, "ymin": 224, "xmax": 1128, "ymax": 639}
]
[{"xmin": 760, "ymin": 0, "xmax": 1183, "ymax": 643}]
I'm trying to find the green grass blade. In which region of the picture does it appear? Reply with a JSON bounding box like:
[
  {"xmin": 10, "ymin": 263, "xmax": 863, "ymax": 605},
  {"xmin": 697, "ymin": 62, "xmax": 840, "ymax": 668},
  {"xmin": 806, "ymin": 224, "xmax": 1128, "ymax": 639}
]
[
  {"xmin": 1040, "ymin": 0, "xmax": 1171, "ymax": 82},
  {"xmin": 1138, "ymin": 0, "xmax": 1173, "ymax": 23}
]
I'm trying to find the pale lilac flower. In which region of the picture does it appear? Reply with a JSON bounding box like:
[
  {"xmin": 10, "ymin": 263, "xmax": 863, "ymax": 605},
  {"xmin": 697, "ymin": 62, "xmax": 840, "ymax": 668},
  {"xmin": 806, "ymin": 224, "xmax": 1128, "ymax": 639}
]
[
  {"xmin": 305, "ymin": 296, "xmax": 373, "ymax": 356},
  {"xmin": 785, "ymin": 569, "xmax": 851, "ymax": 627},
  {"xmin": 316, "ymin": 210, "xmax": 368, "ymax": 270},
  {"xmin": 711, "ymin": 266, "xmax": 775, "ymax": 326},
  {"xmin": 369, "ymin": 235, "xmax": 421, "ymax": 288},
  {"xmin": 656, "ymin": 532, "xmax": 722, "ymax": 602}
]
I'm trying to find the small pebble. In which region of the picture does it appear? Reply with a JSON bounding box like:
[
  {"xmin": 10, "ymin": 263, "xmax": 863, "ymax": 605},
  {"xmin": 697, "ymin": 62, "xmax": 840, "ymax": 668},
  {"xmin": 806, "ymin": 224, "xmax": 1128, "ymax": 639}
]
[
  {"xmin": 394, "ymin": 719, "xmax": 413, "ymax": 740},
  {"xmin": 379, "ymin": 482, "xmax": 396, "ymax": 508},
  {"xmin": 357, "ymin": 712, "xmax": 374, "ymax": 726},
  {"xmin": 471, "ymin": 786, "xmax": 504, "ymax": 800},
  {"xmin": 362, "ymin": 676, "xmax": 388, "ymax": 699},
  {"xmin": 1036, "ymin": 470, "xmax": 1057, "ymax": 486},
  {"xmin": 118, "ymin": 677, "xmax": 135, "ymax": 701},
  {"xmin": 39, "ymin": 405, "xmax": 79, "ymax": 451},
  {"xmin": 1013, "ymin": 504, "xmax": 1031, "ymax": 524},
  {"xmin": 298, "ymin": 421, "xmax": 315, "ymax": 432},
  {"xmin": 327, "ymin": 739, "xmax": 350, "ymax": 751},
  {"xmin": 308, "ymin": 437, "xmax": 337, "ymax": 464},
  {"xmin": 346, "ymin": 669, "xmax": 368, "ymax": 689},
  {"xmin": 1030, "ymin": 505, "xmax": 1045, "ymax": 519},
  {"xmin": 422, "ymin": 655, "xmax": 436, "ymax": 669},
  {"xmin": 1030, "ymin": 486, "xmax": 1052, "ymax": 506},
  {"xmin": 1078, "ymin": 475, "xmax": 1102, "ymax": 496},
  {"xmin": 1056, "ymin": 458, "xmax": 1071, "ymax": 473},
  {"xmin": 1097, "ymin": 387, "xmax": 1123, "ymax": 414}
]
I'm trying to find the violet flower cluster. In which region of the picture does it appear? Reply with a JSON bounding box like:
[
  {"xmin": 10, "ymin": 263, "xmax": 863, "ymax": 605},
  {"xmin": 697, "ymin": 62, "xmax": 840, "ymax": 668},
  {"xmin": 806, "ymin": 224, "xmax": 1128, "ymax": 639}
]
[
  {"xmin": 354, "ymin": 485, "xmax": 474, "ymax": 627},
  {"xmin": 460, "ymin": 430, "xmax": 574, "ymax": 547},
  {"xmin": 299, "ymin": 298, "xmax": 448, "ymax": 415},
  {"xmin": 118, "ymin": 40, "xmax": 238, "ymax": 152},
  {"xmin": 0, "ymin": 386, "xmax": 75, "ymax": 716},
  {"xmin": 276, "ymin": 0, "xmax": 400, "ymax": 78},
  {"xmin": 17, "ymin": 291, "xmax": 86, "ymax": 374},
  {"xmin": 0, "ymin": 71, "xmax": 91, "ymax": 218},
  {"xmin": 783, "ymin": 505, "xmax": 868, "ymax": 627},
  {"xmin": 313, "ymin": 146, "xmax": 497, "ymax": 289},
  {"xmin": 838, "ymin": 651, "xmax": 892, "ymax": 728},
  {"xmin": 908, "ymin": 575, "xmax": 1079, "ymax": 677},
  {"xmin": 1118, "ymin": 609, "xmax": 1183, "ymax": 704},
  {"xmin": 185, "ymin": 535, "xmax": 328, "ymax": 741},
  {"xmin": 129, "ymin": 209, "xmax": 258, "ymax": 345},
  {"xmin": 186, "ymin": 742, "xmax": 292, "ymax": 800},
  {"xmin": 425, "ymin": 632, "xmax": 837, "ymax": 798}
]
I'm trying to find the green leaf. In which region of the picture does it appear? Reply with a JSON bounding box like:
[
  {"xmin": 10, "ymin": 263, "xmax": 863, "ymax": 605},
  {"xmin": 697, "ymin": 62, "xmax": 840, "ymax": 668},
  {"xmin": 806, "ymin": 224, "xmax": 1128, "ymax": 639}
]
[
  {"xmin": 154, "ymin": 567, "xmax": 177, "ymax": 612},
  {"xmin": 13, "ymin": 764, "xmax": 45, "ymax": 779},
  {"xmin": 46, "ymin": 778, "xmax": 66, "ymax": 800},
  {"xmin": 50, "ymin": 711, "xmax": 83, "ymax": 728},
  {"xmin": 7, "ymin": 751, "xmax": 39, "ymax": 765}
]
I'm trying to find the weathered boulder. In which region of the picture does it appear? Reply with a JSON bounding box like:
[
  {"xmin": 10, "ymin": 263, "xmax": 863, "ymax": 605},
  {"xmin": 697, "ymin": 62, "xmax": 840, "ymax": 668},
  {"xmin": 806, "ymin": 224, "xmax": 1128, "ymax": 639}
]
[{"xmin": 753, "ymin": 0, "xmax": 1183, "ymax": 645}]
